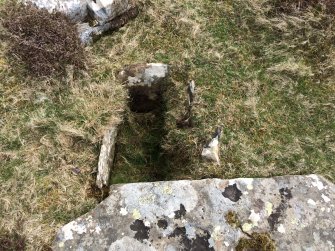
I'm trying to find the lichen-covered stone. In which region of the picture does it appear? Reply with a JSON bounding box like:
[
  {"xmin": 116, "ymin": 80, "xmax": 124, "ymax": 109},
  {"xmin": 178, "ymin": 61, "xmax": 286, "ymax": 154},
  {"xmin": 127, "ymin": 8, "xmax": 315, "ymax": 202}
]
[{"xmin": 53, "ymin": 175, "xmax": 335, "ymax": 250}]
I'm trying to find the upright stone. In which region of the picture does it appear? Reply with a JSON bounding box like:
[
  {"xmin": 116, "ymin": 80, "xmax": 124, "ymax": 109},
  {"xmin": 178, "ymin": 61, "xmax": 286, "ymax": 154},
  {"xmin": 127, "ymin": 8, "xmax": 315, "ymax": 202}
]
[{"xmin": 53, "ymin": 175, "xmax": 335, "ymax": 250}]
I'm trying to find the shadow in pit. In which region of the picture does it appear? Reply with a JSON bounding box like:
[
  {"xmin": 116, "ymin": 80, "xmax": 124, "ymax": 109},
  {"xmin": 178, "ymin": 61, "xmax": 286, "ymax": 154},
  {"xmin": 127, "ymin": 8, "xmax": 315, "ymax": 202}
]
[{"xmin": 110, "ymin": 84, "xmax": 170, "ymax": 184}]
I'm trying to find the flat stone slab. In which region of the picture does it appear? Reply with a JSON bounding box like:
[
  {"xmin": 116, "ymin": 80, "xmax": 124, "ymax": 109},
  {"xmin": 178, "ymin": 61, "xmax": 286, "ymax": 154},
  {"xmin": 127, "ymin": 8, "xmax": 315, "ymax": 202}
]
[{"xmin": 53, "ymin": 175, "xmax": 335, "ymax": 250}]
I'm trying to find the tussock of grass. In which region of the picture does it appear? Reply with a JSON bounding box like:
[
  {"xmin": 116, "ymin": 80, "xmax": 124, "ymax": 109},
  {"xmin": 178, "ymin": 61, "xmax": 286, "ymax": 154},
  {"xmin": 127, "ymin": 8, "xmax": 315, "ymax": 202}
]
[
  {"xmin": 0, "ymin": 0, "xmax": 334, "ymax": 249},
  {"xmin": 1, "ymin": 2, "xmax": 86, "ymax": 77}
]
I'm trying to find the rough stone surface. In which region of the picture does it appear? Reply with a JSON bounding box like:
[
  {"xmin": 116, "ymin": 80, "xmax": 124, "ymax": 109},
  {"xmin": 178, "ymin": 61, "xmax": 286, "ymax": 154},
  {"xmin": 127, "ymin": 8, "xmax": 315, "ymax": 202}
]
[
  {"xmin": 202, "ymin": 128, "xmax": 221, "ymax": 165},
  {"xmin": 119, "ymin": 63, "xmax": 169, "ymax": 112},
  {"xmin": 24, "ymin": 0, "xmax": 88, "ymax": 22},
  {"xmin": 54, "ymin": 175, "xmax": 335, "ymax": 250},
  {"xmin": 87, "ymin": 0, "xmax": 132, "ymax": 25},
  {"xmin": 96, "ymin": 127, "xmax": 118, "ymax": 189}
]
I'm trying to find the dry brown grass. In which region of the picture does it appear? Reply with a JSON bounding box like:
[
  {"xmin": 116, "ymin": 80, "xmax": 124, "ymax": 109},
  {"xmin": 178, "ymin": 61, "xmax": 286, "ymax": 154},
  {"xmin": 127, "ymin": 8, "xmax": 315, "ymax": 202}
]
[
  {"xmin": 0, "ymin": 0, "xmax": 334, "ymax": 249},
  {"xmin": 1, "ymin": 2, "xmax": 86, "ymax": 77},
  {"xmin": 0, "ymin": 33, "xmax": 127, "ymax": 249}
]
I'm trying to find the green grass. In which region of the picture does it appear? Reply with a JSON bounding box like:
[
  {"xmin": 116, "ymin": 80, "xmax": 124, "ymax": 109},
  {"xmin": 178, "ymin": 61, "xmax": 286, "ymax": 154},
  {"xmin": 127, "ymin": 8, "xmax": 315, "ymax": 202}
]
[{"xmin": 0, "ymin": 0, "xmax": 334, "ymax": 249}]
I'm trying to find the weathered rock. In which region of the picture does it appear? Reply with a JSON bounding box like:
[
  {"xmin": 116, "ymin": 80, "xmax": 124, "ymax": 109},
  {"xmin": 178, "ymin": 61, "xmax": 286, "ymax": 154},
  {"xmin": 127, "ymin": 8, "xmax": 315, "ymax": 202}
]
[
  {"xmin": 202, "ymin": 128, "xmax": 221, "ymax": 165},
  {"xmin": 78, "ymin": 6, "xmax": 138, "ymax": 45},
  {"xmin": 96, "ymin": 127, "xmax": 118, "ymax": 189},
  {"xmin": 53, "ymin": 175, "xmax": 335, "ymax": 250},
  {"xmin": 177, "ymin": 80, "xmax": 195, "ymax": 128},
  {"xmin": 87, "ymin": 0, "xmax": 132, "ymax": 25},
  {"xmin": 119, "ymin": 63, "xmax": 169, "ymax": 112},
  {"xmin": 24, "ymin": 0, "xmax": 88, "ymax": 22}
]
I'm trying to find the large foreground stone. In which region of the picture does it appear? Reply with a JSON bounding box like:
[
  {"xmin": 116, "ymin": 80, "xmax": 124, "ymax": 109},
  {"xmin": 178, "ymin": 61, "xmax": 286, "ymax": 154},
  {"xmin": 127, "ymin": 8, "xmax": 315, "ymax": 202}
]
[{"xmin": 53, "ymin": 175, "xmax": 334, "ymax": 250}]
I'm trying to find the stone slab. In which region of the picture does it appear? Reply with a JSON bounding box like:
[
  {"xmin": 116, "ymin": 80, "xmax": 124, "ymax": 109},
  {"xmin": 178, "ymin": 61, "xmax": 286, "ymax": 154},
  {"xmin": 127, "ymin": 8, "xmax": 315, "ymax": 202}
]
[{"xmin": 53, "ymin": 175, "xmax": 335, "ymax": 250}]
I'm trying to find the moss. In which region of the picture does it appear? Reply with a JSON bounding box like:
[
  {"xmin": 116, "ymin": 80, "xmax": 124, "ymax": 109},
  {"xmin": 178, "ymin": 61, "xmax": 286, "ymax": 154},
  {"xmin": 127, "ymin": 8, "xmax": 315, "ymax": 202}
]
[
  {"xmin": 225, "ymin": 211, "xmax": 241, "ymax": 228},
  {"xmin": 225, "ymin": 211, "xmax": 276, "ymax": 250},
  {"xmin": 236, "ymin": 232, "xmax": 276, "ymax": 251}
]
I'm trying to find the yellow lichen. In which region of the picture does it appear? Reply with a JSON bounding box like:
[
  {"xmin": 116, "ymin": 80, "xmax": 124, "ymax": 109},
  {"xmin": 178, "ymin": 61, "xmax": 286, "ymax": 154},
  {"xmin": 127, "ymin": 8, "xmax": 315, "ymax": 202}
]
[{"xmin": 132, "ymin": 209, "xmax": 141, "ymax": 219}]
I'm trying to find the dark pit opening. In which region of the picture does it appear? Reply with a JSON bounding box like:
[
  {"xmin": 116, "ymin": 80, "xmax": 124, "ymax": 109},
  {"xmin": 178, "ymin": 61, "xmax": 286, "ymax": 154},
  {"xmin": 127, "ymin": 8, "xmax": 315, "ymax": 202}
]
[
  {"xmin": 110, "ymin": 83, "xmax": 170, "ymax": 184},
  {"xmin": 128, "ymin": 87, "xmax": 162, "ymax": 113}
]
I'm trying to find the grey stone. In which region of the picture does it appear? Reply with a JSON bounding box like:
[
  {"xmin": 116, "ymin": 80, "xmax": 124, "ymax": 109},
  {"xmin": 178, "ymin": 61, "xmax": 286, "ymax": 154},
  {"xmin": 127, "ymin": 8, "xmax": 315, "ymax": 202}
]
[
  {"xmin": 87, "ymin": 0, "xmax": 132, "ymax": 25},
  {"xmin": 77, "ymin": 6, "xmax": 138, "ymax": 45},
  {"xmin": 53, "ymin": 175, "xmax": 335, "ymax": 250},
  {"xmin": 24, "ymin": 0, "xmax": 88, "ymax": 22},
  {"xmin": 96, "ymin": 126, "xmax": 118, "ymax": 189},
  {"xmin": 202, "ymin": 128, "xmax": 221, "ymax": 165},
  {"xmin": 77, "ymin": 22, "xmax": 112, "ymax": 45}
]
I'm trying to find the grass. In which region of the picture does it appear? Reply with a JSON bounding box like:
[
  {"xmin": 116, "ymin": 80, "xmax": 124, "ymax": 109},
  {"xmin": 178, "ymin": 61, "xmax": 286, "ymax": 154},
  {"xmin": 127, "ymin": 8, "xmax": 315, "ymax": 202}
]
[{"xmin": 0, "ymin": 0, "xmax": 334, "ymax": 249}]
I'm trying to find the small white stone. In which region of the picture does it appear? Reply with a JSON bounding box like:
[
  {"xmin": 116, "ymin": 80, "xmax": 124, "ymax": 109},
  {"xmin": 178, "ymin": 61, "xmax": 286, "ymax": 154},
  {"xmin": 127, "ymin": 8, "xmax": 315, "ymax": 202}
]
[
  {"xmin": 277, "ymin": 224, "xmax": 286, "ymax": 233},
  {"xmin": 308, "ymin": 199, "xmax": 316, "ymax": 206},
  {"xmin": 224, "ymin": 241, "xmax": 229, "ymax": 247},
  {"xmin": 321, "ymin": 207, "xmax": 325, "ymax": 212},
  {"xmin": 321, "ymin": 194, "xmax": 331, "ymax": 203}
]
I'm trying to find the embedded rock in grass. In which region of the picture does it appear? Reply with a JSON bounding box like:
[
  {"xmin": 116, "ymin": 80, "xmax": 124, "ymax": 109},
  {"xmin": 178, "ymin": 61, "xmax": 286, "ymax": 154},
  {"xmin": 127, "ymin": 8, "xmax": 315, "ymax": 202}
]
[
  {"xmin": 96, "ymin": 126, "xmax": 118, "ymax": 189},
  {"xmin": 87, "ymin": 0, "xmax": 133, "ymax": 25},
  {"xmin": 24, "ymin": 0, "xmax": 88, "ymax": 22},
  {"xmin": 119, "ymin": 63, "xmax": 169, "ymax": 113},
  {"xmin": 53, "ymin": 175, "xmax": 335, "ymax": 250},
  {"xmin": 202, "ymin": 128, "xmax": 221, "ymax": 165}
]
